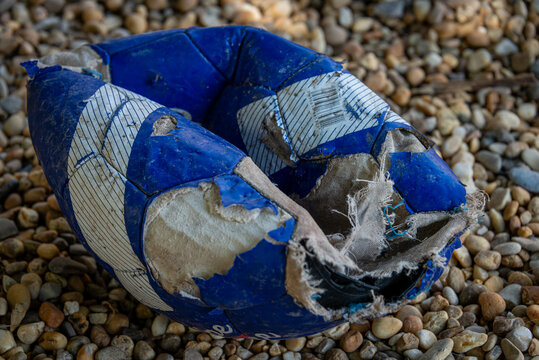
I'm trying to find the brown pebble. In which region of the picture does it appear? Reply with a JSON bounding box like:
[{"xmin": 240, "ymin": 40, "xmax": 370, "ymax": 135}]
[
  {"xmin": 406, "ymin": 67, "xmax": 425, "ymax": 87},
  {"xmin": 4, "ymin": 193, "xmax": 22, "ymax": 209},
  {"xmin": 478, "ymin": 292, "xmax": 506, "ymax": 320},
  {"xmin": 90, "ymin": 325, "xmax": 110, "ymax": 347},
  {"xmin": 105, "ymin": 313, "xmax": 129, "ymax": 334},
  {"xmin": 403, "ymin": 315, "xmax": 423, "ymax": 334},
  {"xmin": 7, "ymin": 284, "xmax": 30, "ymax": 311},
  {"xmin": 503, "ymin": 201, "xmax": 519, "ymax": 220},
  {"xmin": 339, "ymin": 330, "xmax": 363, "ymax": 352},
  {"xmin": 39, "ymin": 302, "xmax": 64, "ymax": 328},
  {"xmin": 39, "ymin": 331, "xmax": 67, "ymax": 350},
  {"xmin": 125, "ymin": 13, "xmax": 148, "ymax": 34},
  {"xmin": 69, "ymin": 312, "xmax": 89, "ymax": 335},
  {"xmin": 24, "ymin": 187, "xmax": 46, "ymax": 204},
  {"xmin": 474, "ymin": 250, "xmax": 501, "ymax": 270},
  {"xmin": 391, "ymin": 86, "xmax": 411, "ymax": 106},
  {"xmin": 77, "ymin": 343, "xmax": 98, "ymax": 360},
  {"xmin": 396, "ymin": 333, "xmax": 419, "ymax": 352},
  {"xmin": 522, "ymin": 286, "xmax": 539, "ymax": 305},
  {"xmin": 36, "ymin": 243, "xmax": 59, "ymax": 260},
  {"xmin": 46, "ymin": 195, "xmax": 61, "ymax": 212}
]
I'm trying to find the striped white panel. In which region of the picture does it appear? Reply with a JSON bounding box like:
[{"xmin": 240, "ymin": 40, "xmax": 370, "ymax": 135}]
[
  {"xmin": 67, "ymin": 83, "xmax": 171, "ymax": 311},
  {"xmin": 69, "ymin": 156, "xmax": 140, "ymax": 270},
  {"xmin": 69, "ymin": 155, "xmax": 172, "ymax": 311},
  {"xmin": 116, "ymin": 269, "xmax": 172, "ymax": 311},
  {"xmin": 67, "ymin": 85, "xmax": 127, "ymax": 177},
  {"xmin": 237, "ymin": 96, "xmax": 288, "ymax": 175},
  {"xmin": 101, "ymin": 99, "xmax": 160, "ymax": 175},
  {"xmin": 277, "ymin": 72, "xmax": 389, "ymax": 155},
  {"xmin": 236, "ymin": 72, "xmax": 390, "ymax": 175}
]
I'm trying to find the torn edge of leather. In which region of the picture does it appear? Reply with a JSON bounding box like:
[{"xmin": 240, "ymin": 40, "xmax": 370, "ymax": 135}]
[
  {"xmin": 143, "ymin": 180, "xmax": 291, "ymax": 298},
  {"xmin": 36, "ymin": 46, "xmax": 111, "ymax": 82}
]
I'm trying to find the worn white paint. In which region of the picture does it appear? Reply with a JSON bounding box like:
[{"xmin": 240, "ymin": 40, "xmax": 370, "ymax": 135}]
[{"xmin": 67, "ymin": 84, "xmax": 172, "ymax": 311}]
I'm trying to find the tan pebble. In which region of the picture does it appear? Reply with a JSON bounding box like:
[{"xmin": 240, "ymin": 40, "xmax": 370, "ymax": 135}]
[
  {"xmin": 339, "ymin": 330, "xmax": 362, "ymax": 352},
  {"xmin": 452, "ymin": 247, "xmax": 472, "ymax": 268},
  {"xmin": 517, "ymin": 226, "xmax": 532, "ymax": 237},
  {"xmin": 391, "ymin": 86, "xmax": 411, "ymax": 107},
  {"xmin": 372, "ymin": 316, "xmax": 402, "ymax": 339},
  {"xmin": 406, "ymin": 67, "xmax": 425, "ymax": 87},
  {"xmin": 529, "ymin": 338, "xmax": 539, "ymax": 356},
  {"xmin": 17, "ymin": 321, "xmax": 44, "ymax": 344},
  {"xmin": 511, "ymin": 186, "xmax": 530, "ymax": 205},
  {"xmin": 175, "ymin": 0, "xmax": 198, "ymax": 12},
  {"xmin": 452, "ymin": 330, "xmax": 488, "ymax": 353},
  {"xmin": 501, "ymin": 254, "xmax": 524, "ymax": 268},
  {"xmin": 478, "ymin": 292, "xmax": 506, "ymax": 320},
  {"xmin": 285, "ymin": 337, "xmax": 306, "ymax": 352},
  {"xmin": 465, "ymin": 235, "xmax": 490, "ymax": 254},
  {"xmin": 18, "ymin": 207, "xmax": 39, "ymax": 228},
  {"xmin": 363, "ymin": 71, "xmax": 387, "ymax": 93},
  {"xmin": 484, "ymin": 276, "xmax": 504, "ymax": 292},
  {"xmin": 105, "ymin": 0, "xmax": 123, "ymax": 11},
  {"xmin": 24, "ymin": 187, "xmax": 46, "ymax": 204},
  {"xmin": 36, "ymin": 243, "xmax": 59, "ymax": 260},
  {"xmin": 1, "ymin": 238, "xmax": 24, "ymax": 258},
  {"xmin": 423, "ymin": 311, "xmax": 448, "ymax": 335},
  {"xmin": 125, "ymin": 13, "xmax": 147, "ymax": 34},
  {"xmin": 39, "ymin": 302, "xmax": 64, "ymax": 328},
  {"xmin": 396, "ymin": 333, "xmax": 419, "ymax": 352},
  {"xmin": 527, "ymin": 304, "xmax": 539, "ymax": 324},
  {"xmin": 403, "ymin": 315, "xmax": 423, "ymax": 334},
  {"xmin": 447, "ymin": 267, "xmax": 465, "ymax": 293},
  {"xmin": 396, "ymin": 305, "xmax": 423, "ymax": 321},
  {"xmin": 146, "ymin": 0, "xmax": 167, "ymax": 10},
  {"xmin": 39, "ymin": 331, "xmax": 67, "ymax": 351},
  {"xmin": 0, "ymin": 329, "xmax": 16, "ymax": 354},
  {"xmin": 166, "ymin": 322, "xmax": 185, "ymax": 335},
  {"xmin": 474, "ymin": 250, "xmax": 501, "ymax": 270},
  {"xmin": 503, "ymin": 201, "xmax": 519, "ymax": 220},
  {"xmin": 466, "ymin": 30, "xmax": 490, "ymax": 47},
  {"xmin": 508, "ymin": 271, "xmax": 533, "ymax": 286}
]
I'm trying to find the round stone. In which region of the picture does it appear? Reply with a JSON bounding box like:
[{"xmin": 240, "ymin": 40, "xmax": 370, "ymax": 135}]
[
  {"xmin": 372, "ymin": 316, "xmax": 402, "ymax": 339},
  {"xmin": 479, "ymin": 292, "xmax": 506, "ymax": 320}
]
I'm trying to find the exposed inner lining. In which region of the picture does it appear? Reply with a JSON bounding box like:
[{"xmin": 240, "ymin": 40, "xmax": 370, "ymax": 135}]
[
  {"xmin": 143, "ymin": 182, "xmax": 291, "ymax": 297},
  {"xmin": 298, "ymin": 129, "xmax": 439, "ymax": 270}
]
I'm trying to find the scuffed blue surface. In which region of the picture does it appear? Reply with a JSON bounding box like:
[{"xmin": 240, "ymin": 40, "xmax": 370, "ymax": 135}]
[
  {"xmin": 195, "ymin": 238, "xmax": 288, "ymax": 310},
  {"xmin": 204, "ymin": 85, "xmax": 274, "ymax": 156},
  {"xmin": 389, "ymin": 148, "xmax": 467, "ymax": 212},
  {"xmin": 214, "ymin": 175, "xmax": 278, "ymax": 214},
  {"xmin": 194, "ymin": 219, "xmax": 295, "ymax": 310},
  {"xmin": 186, "ymin": 26, "xmax": 246, "ymax": 80},
  {"xmin": 127, "ymin": 107, "xmax": 245, "ymax": 195},
  {"xmin": 95, "ymin": 30, "xmax": 225, "ymax": 122}
]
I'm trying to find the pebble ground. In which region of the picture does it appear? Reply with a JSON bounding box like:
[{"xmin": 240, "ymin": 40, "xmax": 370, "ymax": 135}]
[{"xmin": 0, "ymin": 0, "xmax": 538, "ymax": 359}]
